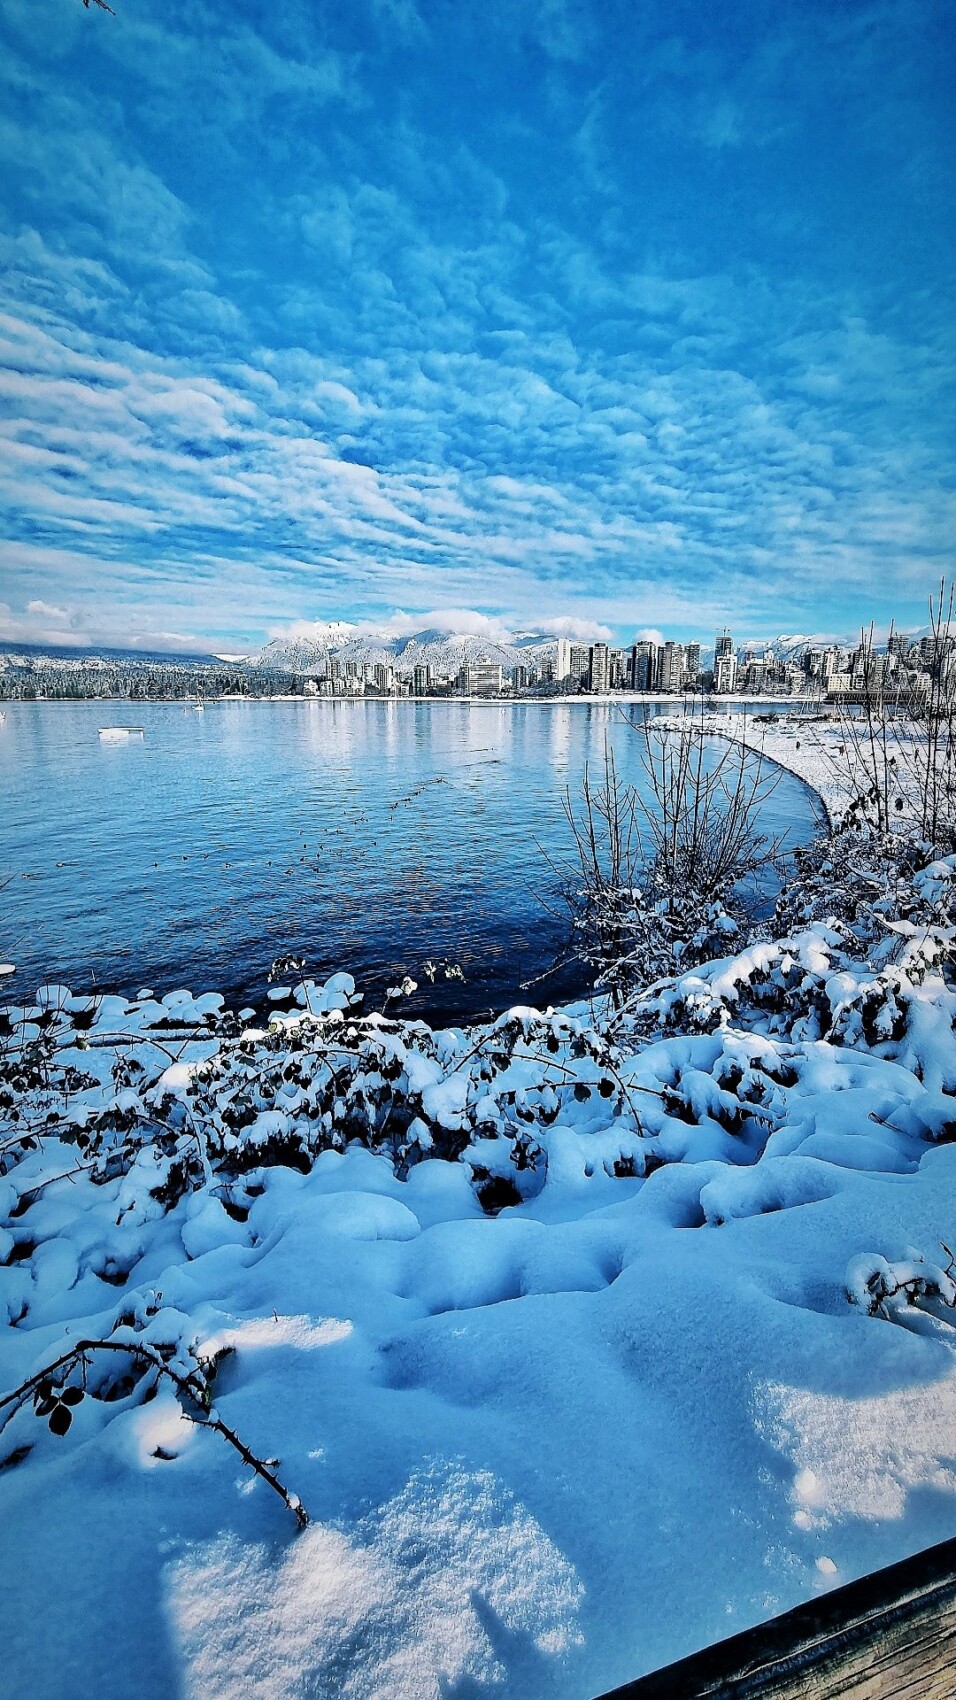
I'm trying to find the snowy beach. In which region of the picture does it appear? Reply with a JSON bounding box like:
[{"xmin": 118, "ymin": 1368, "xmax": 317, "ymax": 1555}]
[{"xmin": 682, "ymin": 708, "xmax": 858, "ymax": 829}]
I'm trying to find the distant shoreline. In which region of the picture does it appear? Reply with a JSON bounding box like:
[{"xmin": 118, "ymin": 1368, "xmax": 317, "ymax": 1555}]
[{"xmin": 2, "ymin": 692, "xmax": 822, "ymax": 708}]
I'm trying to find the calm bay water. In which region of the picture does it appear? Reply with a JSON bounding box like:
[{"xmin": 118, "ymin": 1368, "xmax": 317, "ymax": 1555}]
[{"xmin": 0, "ymin": 699, "xmax": 824, "ymax": 1022}]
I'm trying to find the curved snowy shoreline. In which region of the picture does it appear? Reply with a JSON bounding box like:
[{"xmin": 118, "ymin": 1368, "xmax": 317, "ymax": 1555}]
[{"xmin": 657, "ymin": 706, "xmax": 854, "ymax": 831}]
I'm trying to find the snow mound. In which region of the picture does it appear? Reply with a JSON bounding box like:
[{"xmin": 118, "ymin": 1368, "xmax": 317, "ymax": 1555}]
[{"xmin": 166, "ymin": 1464, "xmax": 584, "ymax": 1700}]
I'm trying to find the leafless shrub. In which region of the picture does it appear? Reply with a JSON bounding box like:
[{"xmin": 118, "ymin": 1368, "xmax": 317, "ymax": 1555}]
[
  {"xmin": 0, "ymin": 1336, "xmax": 308, "ymax": 1526},
  {"xmin": 556, "ymin": 712, "xmax": 783, "ymax": 1005},
  {"xmin": 830, "ymin": 581, "xmax": 956, "ymax": 851}
]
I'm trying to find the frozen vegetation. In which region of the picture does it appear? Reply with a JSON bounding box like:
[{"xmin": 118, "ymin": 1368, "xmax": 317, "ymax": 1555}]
[{"xmin": 3, "ymin": 775, "xmax": 956, "ymax": 1694}]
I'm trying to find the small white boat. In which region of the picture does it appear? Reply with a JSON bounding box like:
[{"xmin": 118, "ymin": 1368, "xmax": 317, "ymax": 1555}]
[{"xmin": 98, "ymin": 726, "xmax": 145, "ymax": 741}]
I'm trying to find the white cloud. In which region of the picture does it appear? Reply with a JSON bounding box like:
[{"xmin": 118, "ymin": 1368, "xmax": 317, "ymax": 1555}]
[
  {"xmin": 26, "ymin": 598, "xmax": 70, "ymax": 620},
  {"xmin": 376, "ymin": 608, "xmax": 514, "ymax": 641},
  {"xmin": 1, "ymin": 2, "xmax": 953, "ymax": 651},
  {"xmin": 536, "ymin": 615, "xmax": 614, "ymax": 641}
]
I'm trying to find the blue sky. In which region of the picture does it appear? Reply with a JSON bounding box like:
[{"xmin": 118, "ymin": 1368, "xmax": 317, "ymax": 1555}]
[{"xmin": 0, "ymin": 0, "xmax": 953, "ymax": 651}]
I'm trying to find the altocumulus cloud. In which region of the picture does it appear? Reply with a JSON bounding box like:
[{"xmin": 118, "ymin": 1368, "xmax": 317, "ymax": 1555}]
[{"xmin": 0, "ymin": 0, "xmax": 953, "ymax": 649}]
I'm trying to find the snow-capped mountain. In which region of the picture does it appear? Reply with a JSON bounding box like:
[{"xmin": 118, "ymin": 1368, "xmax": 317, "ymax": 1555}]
[
  {"xmin": 253, "ymin": 624, "xmax": 558, "ymax": 675},
  {"xmin": 252, "ymin": 622, "xmax": 357, "ymax": 672},
  {"xmin": 739, "ymin": 632, "xmax": 850, "ymax": 659}
]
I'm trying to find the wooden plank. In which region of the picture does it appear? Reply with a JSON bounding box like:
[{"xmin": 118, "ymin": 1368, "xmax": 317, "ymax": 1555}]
[{"xmin": 594, "ymin": 1535, "xmax": 956, "ymax": 1700}]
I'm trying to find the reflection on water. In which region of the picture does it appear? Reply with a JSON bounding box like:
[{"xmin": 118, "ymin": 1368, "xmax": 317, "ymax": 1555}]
[{"xmin": 0, "ymin": 700, "xmax": 825, "ymax": 1021}]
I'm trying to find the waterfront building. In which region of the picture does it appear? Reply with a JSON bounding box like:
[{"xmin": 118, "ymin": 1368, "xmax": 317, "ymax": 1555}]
[
  {"xmin": 821, "ymin": 646, "xmax": 843, "ymax": 687},
  {"xmin": 554, "ymin": 638, "xmax": 572, "ymax": 681},
  {"xmin": 413, "ymin": 665, "xmax": 432, "ymax": 696},
  {"xmin": 660, "ymin": 642, "xmax": 684, "ymax": 693},
  {"xmin": 459, "ymin": 663, "xmax": 504, "ymax": 695},
  {"xmin": 714, "ymin": 651, "xmax": 738, "ymax": 694},
  {"xmin": 569, "ymin": 644, "xmax": 590, "ymax": 684},
  {"xmin": 588, "ymin": 643, "xmax": 610, "ymax": 693},
  {"xmin": 630, "ymin": 641, "xmax": 658, "ymax": 691}
]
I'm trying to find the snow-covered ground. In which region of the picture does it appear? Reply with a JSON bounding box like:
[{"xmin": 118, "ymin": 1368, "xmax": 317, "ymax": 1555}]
[
  {"xmin": 3, "ymin": 833, "xmax": 956, "ymax": 1700},
  {"xmin": 664, "ymin": 705, "xmax": 933, "ymax": 835},
  {"xmin": 688, "ymin": 708, "xmax": 859, "ymax": 828}
]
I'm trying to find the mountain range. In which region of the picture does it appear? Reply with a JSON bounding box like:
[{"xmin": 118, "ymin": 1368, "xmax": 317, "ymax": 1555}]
[
  {"xmin": 251, "ymin": 625, "xmax": 561, "ymax": 675},
  {"xmin": 3, "ymin": 624, "xmax": 908, "ymax": 676}
]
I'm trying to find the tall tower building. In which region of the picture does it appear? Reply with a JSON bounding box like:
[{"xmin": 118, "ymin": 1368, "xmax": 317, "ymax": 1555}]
[
  {"xmin": 554, "ymin": 637, "xmax": 572, "ymax": 681},
  {"xmin": 714, "ymin": 652, "xmax": 738, "ymax": 694},
  {"xmin": 588, "ymin": 644, "xmax": 610, "ymax": 693},
  {"xmin": 660, "ymin": 642, "xmax": 684, "ymax": 692},
  {"xmin": 630, "ymin": 641, "xmax": 659, "ymax": 691},
  {"xmin": 569, "ymin": 644, "xmax": 589, "ymax": 683}
]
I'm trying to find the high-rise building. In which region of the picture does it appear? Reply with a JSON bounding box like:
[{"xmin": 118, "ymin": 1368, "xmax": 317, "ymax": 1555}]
[
  {"xmin": 822, "ymin": 646, "xmax": 842, "ymax": 685},
  {"xmin": 714, "ymin": 651, "xmax": 738, "ymax": 694},
  {"xmin": 630, "ymin": 641, "xmax": 658, "ymax": 691},
  {"xmin": 588, "ymin": 643, "xmax": 610, "ymax": 693},
  {"xmin": 459, "ymin": 663, "xmax": 503, "ymax": 695},
  {"xmin": 413, "ymin": 665, "xmax": 432, "ymax": 696},
  {"xmin": 373, "ymin": 663, "xmax": 394, "ymax": 691},
  {"xmin": 715, "ymin": 630, "xmax": 734, "ymax": 666},
  {"xmin": 569, "ymin": 644, "xmax": 589, "ymax": 684},
  {"xmin": 684, "ymin": 643, "xmax": 701, "ymax": 684},
  {"xmin": 660, "ymin": 642, "xmax": 684, "ymax": 692},
  {"xmin": 554, "ymin": 638, "xmax": 572, "ymax": 681}
]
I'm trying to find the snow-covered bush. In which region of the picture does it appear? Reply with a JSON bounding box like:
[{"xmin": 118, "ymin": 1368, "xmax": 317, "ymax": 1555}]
[
  {"xmin": 6, "ymin": 811, "xmax": 956, "ymax": 1622},
  {"xmin": 846, "ymin": 1246, "xmax": 956, "ymax": 1322}
]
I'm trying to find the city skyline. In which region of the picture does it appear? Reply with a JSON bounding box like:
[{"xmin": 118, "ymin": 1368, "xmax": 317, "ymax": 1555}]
[{"xmin": 1, "ymin": 0, "xmax": 954, "ymax": 651}]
